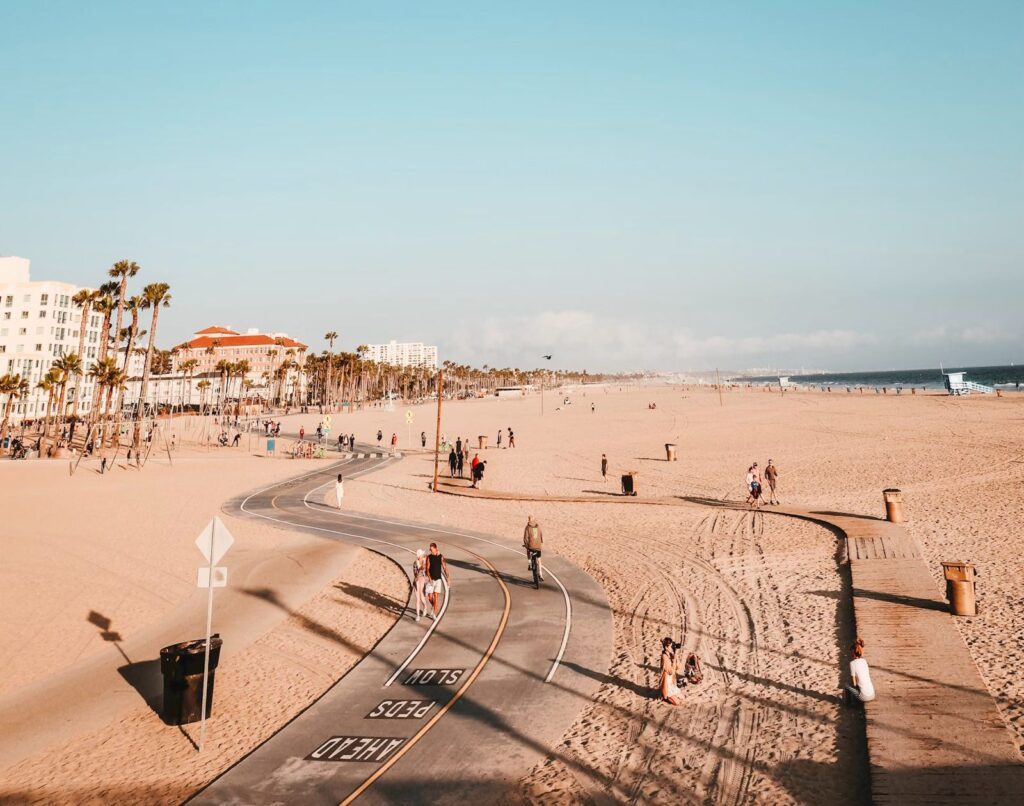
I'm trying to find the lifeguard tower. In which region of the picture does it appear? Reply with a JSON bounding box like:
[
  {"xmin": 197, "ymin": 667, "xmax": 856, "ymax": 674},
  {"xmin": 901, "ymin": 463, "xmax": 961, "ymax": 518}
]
[{"xmin": 943, "ymin": 371, "xmax": 993, "ymax": 396}]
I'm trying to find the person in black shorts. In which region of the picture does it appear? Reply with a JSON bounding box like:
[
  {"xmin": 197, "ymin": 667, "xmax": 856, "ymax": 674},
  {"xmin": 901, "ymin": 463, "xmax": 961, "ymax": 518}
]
[{"xmin": 425, "ymin": 542, "xmax": 450, "ymax": 617}]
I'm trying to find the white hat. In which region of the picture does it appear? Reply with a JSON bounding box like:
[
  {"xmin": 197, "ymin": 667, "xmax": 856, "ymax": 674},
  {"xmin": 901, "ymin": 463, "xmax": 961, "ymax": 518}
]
[{"xmin": 416, "ymin": 548, "xmax": 425, "ymax": 558}]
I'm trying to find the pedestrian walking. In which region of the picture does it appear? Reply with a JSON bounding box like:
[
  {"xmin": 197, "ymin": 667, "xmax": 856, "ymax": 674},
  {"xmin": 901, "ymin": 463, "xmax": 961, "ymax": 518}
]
[
  {"xmin": 391, "ymin": 433, "xmax": 398, "ymax": 454},
  {"xmin": 376, "ymin": 429, "xmax": 383, "ymax": 445},
  {"xmin": 337, "ymin": 434, "xmax": 344, "ymax": 451},
  {"xmin": 764, "ymin": 459, "xmax": 779, "ymax": 505},
  {"xmin": 350, "ymin": 433, "xmax": 355, "ymax": 451},
  {"xmin": 497, "ymin": 430, "xmax": 502, "ymax": 448},
  {"xmin": 601, "ymin": 453, "xmax": 608, "ymax": 481},
  {"xmin": 421, "ymin": 431, "xmax": 426, "ymax": 448},
  {"xmin": 746, "ymin": 463, "xmax": 763, "ymax": 509},
  {"xmin": 472, "ymin": 457, "xmax": 486, "ymax": 488},
  {"xmin": 508, "ymin": 428, "xmax": 515, "ymax": 448},
  {"xmin": 413, "ymin": 549, "xmax": 429, "ymax": 621},
  {"xmin": 456, "ymin": 449, "xmax": 465, "ymax": 478},
  {"xmin": 335, "ymin": 474, "xmax": 344, "ymax": 509},
  {"xmin": 591, "ymin": 402, "xmax": 595, "ymax": 413},
  {"xmin": 455, "ymin": 436, "xmax": 462, "ymax": 456},
  {"xmin": 425, "ymin": 543, "xmax": 450, "ymax": 617},
  {"xmin": 470, "ymin": 453, "xmax": 480, "ymax": 486},
  {"xmin": 448, "ymin": 448, "xmax": 458, "ymax": 477},
  {"xmin": 299, "ymin": 426, "xmax": 305, "ymax": 441}
]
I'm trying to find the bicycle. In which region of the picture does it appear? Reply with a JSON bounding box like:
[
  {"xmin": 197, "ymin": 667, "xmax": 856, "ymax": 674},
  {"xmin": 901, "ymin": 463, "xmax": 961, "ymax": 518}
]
[{"xmin": 527, "ymin": 548, "xmax": 542, "ymax": 589}]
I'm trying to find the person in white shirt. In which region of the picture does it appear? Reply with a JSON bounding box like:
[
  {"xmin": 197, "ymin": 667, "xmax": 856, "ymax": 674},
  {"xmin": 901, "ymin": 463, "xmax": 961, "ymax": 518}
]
[
  {"xmin": 335, "ymin": 474, "xmax": 344, "ymax": 510},
  {"xmin": 844, "ymin": 638, "xmax": 875, "ymax": 704}
]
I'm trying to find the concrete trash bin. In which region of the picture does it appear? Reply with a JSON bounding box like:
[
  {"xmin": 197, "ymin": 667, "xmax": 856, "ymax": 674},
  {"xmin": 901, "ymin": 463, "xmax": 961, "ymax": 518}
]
[
  {"xmin": 478, "ymin": 435, "xmax": 488, "ymax": 450},
  {"xmin": 882, "ymin": 488, "xmax": 904, "ymax": 523},
  {"xmin": 665, "ymin": 443, "xmax": 677, "ymax": 461},
  {"xmin": 942, "ymin": 562, "xmax": 977, "ymax": 616},
  {"xmin": 621, "ymin": 472, "xmax": 637, "ymax": 496},
  {"xmin": 160, "ymin": 635, "xmax": 223, "ymax": 725}
]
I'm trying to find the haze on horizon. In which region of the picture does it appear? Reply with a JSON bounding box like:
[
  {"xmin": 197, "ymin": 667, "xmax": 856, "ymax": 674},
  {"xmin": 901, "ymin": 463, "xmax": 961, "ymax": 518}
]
[{"xmin": 1, "ymin": 2, "xmax": 1020, "ymax": 374}]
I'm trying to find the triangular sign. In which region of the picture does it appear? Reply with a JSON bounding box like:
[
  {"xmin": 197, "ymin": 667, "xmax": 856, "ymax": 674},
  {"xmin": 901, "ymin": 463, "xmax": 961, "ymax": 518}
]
[{"xmin": 195, "ymin": 516, "xmax": 235, "ymax": 565}]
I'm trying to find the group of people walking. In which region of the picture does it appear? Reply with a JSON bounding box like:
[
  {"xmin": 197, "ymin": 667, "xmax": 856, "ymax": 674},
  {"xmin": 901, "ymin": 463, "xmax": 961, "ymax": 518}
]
[
  {"xmin": 411, "ymin": 543, "xmax": 450, "ymax": 621},
  {"xmin": 745, "ymin": 459, "xmax": 779, "ymax": 507}
]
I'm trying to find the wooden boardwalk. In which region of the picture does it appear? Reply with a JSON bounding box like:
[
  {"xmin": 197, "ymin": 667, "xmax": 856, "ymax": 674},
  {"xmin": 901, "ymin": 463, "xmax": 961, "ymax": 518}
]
[{"xmin": 438, "ymin": 481, "xmax": 1024, "ymax": 804}]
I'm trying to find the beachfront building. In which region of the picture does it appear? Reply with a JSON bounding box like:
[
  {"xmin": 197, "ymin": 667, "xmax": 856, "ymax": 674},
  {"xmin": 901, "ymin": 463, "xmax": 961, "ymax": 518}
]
[
  {"xmin": 172, "ymin": 326, "xmax": 309, "ymax": 404},
  {"xmin": 363, "ymin": 340, "xmax": 438, "ymax": 370},
  {"xmin": 0, "ymin": 256, "xmax": 104, "ymax": 424}
]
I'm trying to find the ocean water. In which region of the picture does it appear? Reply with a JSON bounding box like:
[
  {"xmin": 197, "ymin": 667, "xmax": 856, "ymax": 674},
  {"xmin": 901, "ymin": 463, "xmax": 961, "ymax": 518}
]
[{"xmin": 735, "ymin": 365, "xmax": 1023, "ymax": 390}]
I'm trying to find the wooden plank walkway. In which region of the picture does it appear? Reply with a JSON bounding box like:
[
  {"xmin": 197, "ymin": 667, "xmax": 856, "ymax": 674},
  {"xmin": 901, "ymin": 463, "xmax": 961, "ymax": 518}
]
[{"xmin": 437, "ymin": 481, "xmax": 1024, "ymax": 804}]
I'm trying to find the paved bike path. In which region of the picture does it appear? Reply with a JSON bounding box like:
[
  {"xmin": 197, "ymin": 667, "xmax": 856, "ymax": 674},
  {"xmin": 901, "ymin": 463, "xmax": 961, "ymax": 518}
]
[{"xmin": 189, "ymin": 455, "xmax": 613, "ymax": 804}]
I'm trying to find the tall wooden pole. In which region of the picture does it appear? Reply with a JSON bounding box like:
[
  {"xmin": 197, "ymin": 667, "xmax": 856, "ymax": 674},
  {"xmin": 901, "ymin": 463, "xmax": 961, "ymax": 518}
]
[
  {"xmin": 716, "ymin": 368, "xmax": 723, "ymax": 407},
  {"xmin": 432, "ymin": 369, "xmax": 444, "ymax": 493}
]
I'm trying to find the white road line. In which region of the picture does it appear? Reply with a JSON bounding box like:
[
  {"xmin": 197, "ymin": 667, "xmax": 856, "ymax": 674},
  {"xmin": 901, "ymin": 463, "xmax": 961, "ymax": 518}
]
[
  {"xmin": 296, "ymin": 460, "xmax": 453, "ymax": 686},
  {"xmin": 338, "ymin": 510, "xmax": 574, "ymax": 684}
]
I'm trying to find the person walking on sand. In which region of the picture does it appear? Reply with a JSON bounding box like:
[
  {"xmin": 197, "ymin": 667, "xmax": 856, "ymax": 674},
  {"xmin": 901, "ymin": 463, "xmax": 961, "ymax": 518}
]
[
  {"xmin": 455, "ymin": 436, "xmax": 462, "ymax": 457},
  {"xmin": 764, "ymin": 459, "xmax": 779, "ymax": 505},
  {"xmin": 425, "ymin": 542, "xmax": 450, "ymax": 617},
  {"xmin": 376, "ymin": 429, "xmax": 383, "ymax": 445},
  {"xmin": 591, "ymin": 402, "xmax": 595, "ymax": 413},
  {"xmin": 523, "ymin": 515, "xmax": 544, "ymax": 581},
  {"xmin": 601, "ymin": 453, "xmax": 608, "ymax": 481},
  {"xmin": 746, "ymin": 464, "xmax": 763, "ymax": 508},
  {"xmin": 299, "ymin": 426, "xmax": 305, "ymax": 441},
  {"xmin": 660, "ymin": 638, "xmax": 683, "ymax": 705},
  {"xmin": 497, "ymin": 429, "xmax": 502, "ymax": 448},
  {"xmin": 421, "ymin": 431, "xmax": 426, "ymax": 449},
  {"xmin": 456, "ymin": 448, "xmax": 465, "ymax": 478},
  {"xmin": 470, "ymin": 453, "xmax": 480, "ymax": 487},
  {"xmin": 334, "ymin": 474, "xmax": 344, "ymax": 509},
  {"xmin": 448, "ymin": 448, "xmax": 458, "ymax": 477},
  {"xmin": 508, "ymin": 427, "xmax": 515, "ymax": 448},
  {"xmin": 843, "ymin": 639, "xmax": 876, "ymax": 705},
  {"xmin": 413, "ymin": 549, "xmax": 429, "ymax": 621},
  {"xmin": 391, "ymin": 432, "xmax": 398, "ymax": 454}
]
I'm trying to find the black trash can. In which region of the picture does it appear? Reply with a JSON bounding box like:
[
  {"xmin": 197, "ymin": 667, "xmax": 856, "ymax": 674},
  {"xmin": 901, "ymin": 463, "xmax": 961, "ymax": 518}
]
[{"xmin": 160, "ymin": 634, "xmax": 223, "ymax": 725}]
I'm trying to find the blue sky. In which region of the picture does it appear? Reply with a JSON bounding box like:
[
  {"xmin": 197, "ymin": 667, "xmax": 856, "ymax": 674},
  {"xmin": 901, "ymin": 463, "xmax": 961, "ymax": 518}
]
[{"xmin": 1, "ymin": 2, "xmax": 1021, "ymax": 372}]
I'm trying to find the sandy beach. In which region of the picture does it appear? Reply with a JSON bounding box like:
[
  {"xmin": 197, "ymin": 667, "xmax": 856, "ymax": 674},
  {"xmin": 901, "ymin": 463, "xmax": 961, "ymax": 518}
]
[{"xmin": 1, "ymin": 386, "xmax": 1021, "ymax": 803}]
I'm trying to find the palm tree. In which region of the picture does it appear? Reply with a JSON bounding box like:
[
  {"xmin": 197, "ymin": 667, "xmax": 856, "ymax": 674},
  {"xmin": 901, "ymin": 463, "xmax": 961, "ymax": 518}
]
[
  {"xmin": 89, "ymin": 356, "xmax": 118, "ymax": 447},
  {"xmin": 111, "ymin": 295, "xmax": 144, "ymax": 444},
  {"xmin": 324, "ymin": 331, "xmax": 338, "ymax": 409},
  {"xmin": 132, "ymin": 283, "xmax": 171, "ymax": 464},
  {"xmin": 36, "ymin": 371, "xmax": 59, "ymax": 439},
  {"xmin": 52, "ymin": 353, "xmax": 81, "ymax": 434},
  {"xmin": 0, "ymin": 373, "xmax": 30, "ymax": 448},
  {"xmin": 179, "ymin": 358, "xmax": 198, "ymax": 410},
  {"xmin": 233, "ymin": 360, "xmax": 251, "ymax": 416},
  {"xmin": 215, "ymin": 359, "xmax": 231, "ymax": 413},
  {"xmin": 197, "ymin": 379, "xmax": 212, "ymax": 414},
  {"xmin": 108, "ymin": 260, "xmax": 140, "ymax": 363},
  {"xmin": 88, "ymin": 282, "xmax": 118, "ymax": 422},
  {"xmin": 71, "ymin": 288, "xmax": 98, "ymax": 420}
]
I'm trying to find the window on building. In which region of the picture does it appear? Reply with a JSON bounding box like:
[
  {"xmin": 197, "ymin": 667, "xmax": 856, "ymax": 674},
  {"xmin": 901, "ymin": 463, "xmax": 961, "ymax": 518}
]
[
  {"xmin": 35, "ymin": 344, "xmax": 42, "ymax": 352},
  {"xmin": 2, "ymin": 312, "xmax": 9, "ymax": 320},
  {"xmin": 21, "ymin": 311, "xmax": 29, "ymax": 319},
  {"xmin": 23, "ymin": 294, "xmax": 30, "ymax": 303},
  {"xmin": 40, "ymin": 294, "xmax": 49, "ymax": 306},
  {"xmin": 18, "ymin": 328, "xmax": 27, "ymax": 336},
  {"xmin": 39, "ymin": 310, "xmax": 46, "ymax": 318},
  {"xmin": 0, "ymin": 346, "xmax": 5, "ymax": 354},
  {"xmin": 4, "ymin": 296, "xmax": 12, "ymax": 307}
]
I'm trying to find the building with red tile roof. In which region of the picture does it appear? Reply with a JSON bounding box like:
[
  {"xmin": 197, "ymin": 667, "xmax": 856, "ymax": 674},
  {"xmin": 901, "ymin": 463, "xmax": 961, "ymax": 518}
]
[{"xmin": 173, "ymin": 326, "xmax": 308, "ymax": 403}]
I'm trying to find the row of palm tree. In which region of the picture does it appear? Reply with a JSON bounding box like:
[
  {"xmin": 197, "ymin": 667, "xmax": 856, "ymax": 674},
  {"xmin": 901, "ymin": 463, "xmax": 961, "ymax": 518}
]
[{"xmin": 1, "ymin": 260, "xmax": 172, "ymax": 463}]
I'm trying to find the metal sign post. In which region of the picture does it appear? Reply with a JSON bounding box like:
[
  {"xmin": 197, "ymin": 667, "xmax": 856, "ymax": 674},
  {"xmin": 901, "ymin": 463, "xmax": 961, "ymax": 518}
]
[
  {"xmin": 432, "ymin": 371, "xmax": 443, "ymax": 492},
  {"xmin": 195, "ymin": 516, "xmax": 233, "ymax": 751}
]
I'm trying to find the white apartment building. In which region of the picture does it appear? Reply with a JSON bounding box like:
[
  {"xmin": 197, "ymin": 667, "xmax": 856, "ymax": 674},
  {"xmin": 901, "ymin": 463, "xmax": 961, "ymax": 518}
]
[
  {"xmin": 0, "ymin": 256, "xmax": 104, "ymax": 424},
  {"xmin": 363, "ymin": 340, "xmax": 438, "ymax": 370}
]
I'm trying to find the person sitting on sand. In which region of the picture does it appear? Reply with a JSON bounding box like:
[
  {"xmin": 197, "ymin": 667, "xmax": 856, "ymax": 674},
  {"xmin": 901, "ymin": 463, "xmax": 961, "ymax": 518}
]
[
  {"xmin": 843, "ymin": 639, "xmax": 875, "ymax": 705},
  {"xmin": 660, "ymin": 638, "xmax": 683, "ymax": 705}
]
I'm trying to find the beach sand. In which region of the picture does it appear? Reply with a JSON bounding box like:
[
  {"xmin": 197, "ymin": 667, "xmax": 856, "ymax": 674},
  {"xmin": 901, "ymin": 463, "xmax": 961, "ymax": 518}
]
[
  {"xmin": 0, "ymin": 449, "xmax": 408, "ymax": 803},
  {"xmin": 316, "ymin": 384, "xmax": 1022, "ymax": 802},
  {"xmin": 1, "ymin": 385, "xmax": 1021, "ymax": 803}
]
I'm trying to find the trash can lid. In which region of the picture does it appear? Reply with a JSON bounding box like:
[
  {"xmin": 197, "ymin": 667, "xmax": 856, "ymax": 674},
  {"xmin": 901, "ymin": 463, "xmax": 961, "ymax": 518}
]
[{"xmin": 160, "ymin": 634, "xmax": 223, "ymax": 658}]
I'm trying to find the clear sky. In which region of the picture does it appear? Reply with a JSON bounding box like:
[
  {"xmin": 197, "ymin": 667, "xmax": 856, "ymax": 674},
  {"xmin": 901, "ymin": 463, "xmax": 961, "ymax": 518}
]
[{"xmin": 2, "ymin": 2, "xmax": 1021, "ymax": 372}]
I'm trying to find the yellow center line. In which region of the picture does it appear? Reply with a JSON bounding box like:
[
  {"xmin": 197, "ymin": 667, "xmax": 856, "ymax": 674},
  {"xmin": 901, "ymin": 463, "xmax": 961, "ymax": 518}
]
[{"xmin": 339, "ymin": 547, "xmax": 512, "ymax": 805}]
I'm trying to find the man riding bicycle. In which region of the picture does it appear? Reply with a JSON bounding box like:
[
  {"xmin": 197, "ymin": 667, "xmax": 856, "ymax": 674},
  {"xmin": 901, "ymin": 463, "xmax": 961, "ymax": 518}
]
[{"xmin": 523, "ymin": 515, "xmax": 544, "ymax": 583}]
